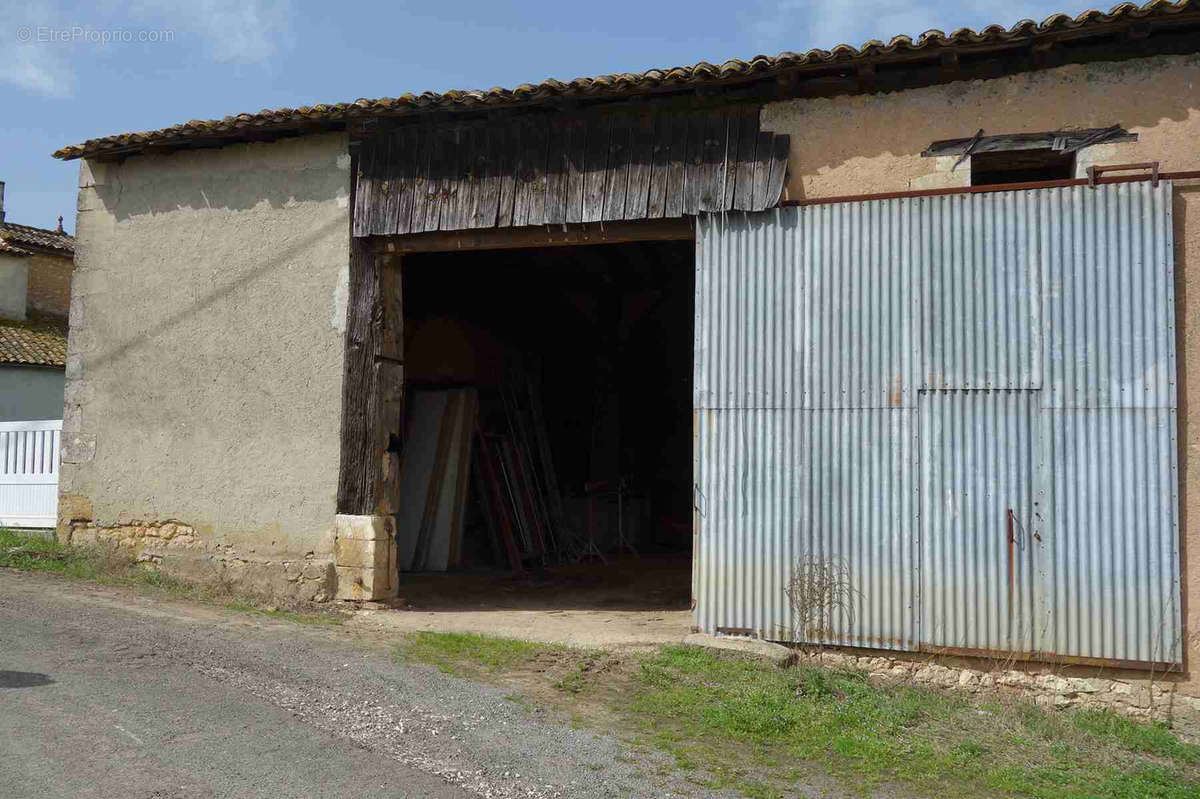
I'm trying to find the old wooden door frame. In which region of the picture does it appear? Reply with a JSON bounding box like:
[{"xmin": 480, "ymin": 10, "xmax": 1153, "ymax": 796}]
[{"xmin": 334, "ymin": 218, "xmax": 696, "ymax": 543}]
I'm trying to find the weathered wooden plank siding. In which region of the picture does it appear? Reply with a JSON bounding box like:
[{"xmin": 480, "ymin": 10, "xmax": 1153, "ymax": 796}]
[
  {"xmin": 582, "ymin": 116, "xmax": 610, "ymax": 224},
  {"xmin": 663, "ymin": 114, "xmax": 689, "ymax": 219},
  {"xmin": 353, "ymin": 107, "xmax": 789, "ymax": 236}
]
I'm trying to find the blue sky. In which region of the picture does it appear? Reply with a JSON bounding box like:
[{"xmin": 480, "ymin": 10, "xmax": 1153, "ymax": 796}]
[{"xmin": 2, "ymin": 0, "xmax": 1099, "ymax": 234}]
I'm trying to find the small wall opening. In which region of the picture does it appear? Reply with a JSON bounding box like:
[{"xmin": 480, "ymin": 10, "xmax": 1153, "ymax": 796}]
[
  {"xmin": 394, "ymin": 239, "xmax": 694, "ymax": 610},
  {"xmin": 971, "ymin": 149, "xmax": 1076, "ymax": 185}
]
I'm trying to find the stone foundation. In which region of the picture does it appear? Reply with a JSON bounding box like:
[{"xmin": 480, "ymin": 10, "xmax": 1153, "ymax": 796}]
[
  {"xmin": 61, "ymin": 518, "xmax": 335, "ymax": 603},
  {"xmin": 332, "ymin": 514, "xmax": 398, "ymax": 601},
  {"xmin": 799, "ymin": 648, "xmax": 1200, "ymax": 739}
]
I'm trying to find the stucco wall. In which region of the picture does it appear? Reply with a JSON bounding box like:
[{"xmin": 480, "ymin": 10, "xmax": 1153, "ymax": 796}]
[
  {"xmin": 0, "ymin": 253, "xmax": 29, "ymax": 320},
  {"xmin": 27, "ymin": 251, "xmax": 72, "ymax": 317},
  {"xmin": 61, "ymin": 133, "xmax": 351, "ymax": 596},
  {"xmin": 762, "ymin": 54, "xmax": 1200, "ymax": 200},
  {"xmin": 0, "ymin": 365, "xmax": 64, "ymax": 421},
  {"xmin": 765, "ymin": 54, "xmax": 1200, "ymax": 694}
]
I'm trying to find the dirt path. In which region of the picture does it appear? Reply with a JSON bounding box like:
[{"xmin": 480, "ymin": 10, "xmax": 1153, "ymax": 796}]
[
  {"xmin": 351, "ymin": 605, "xmax": 691, "ymax": 648},
  {"xmin": 0, "ymin": 570, "xmax": 727, "ymax": 799}
]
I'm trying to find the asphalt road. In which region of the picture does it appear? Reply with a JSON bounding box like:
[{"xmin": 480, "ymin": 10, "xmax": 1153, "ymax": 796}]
[{"xmin": 0, "ymin": 569, "xmax": 713, "ymax": 799}]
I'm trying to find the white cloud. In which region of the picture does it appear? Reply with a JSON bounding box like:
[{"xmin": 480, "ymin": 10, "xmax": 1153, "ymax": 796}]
[
  {"xmin": 740, "ymin": 0, "xmax": 1073, "ymax": 54},
  {"xmin": 0, "ymin": 0, "xmax": 291, "ymax": 98},
  {"xmin": 8, "ymin": 48, "xmax": 76, "ymax": 97},
  {"xmin": 1, "ymin": 1, "xmax": 77, "ymax": 97},
  {"xmin": 125, "ymin": 0, "xmax": 292, "ymax": 64}
]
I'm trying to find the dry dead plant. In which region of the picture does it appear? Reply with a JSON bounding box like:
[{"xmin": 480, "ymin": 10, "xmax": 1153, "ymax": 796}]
[{"xmin": 785, "ymin": 556, "xmax": 857, "ymax": 646}]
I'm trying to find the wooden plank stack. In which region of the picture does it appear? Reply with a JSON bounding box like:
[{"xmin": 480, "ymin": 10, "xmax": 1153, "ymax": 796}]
[
  {"xmin": 397, "ymin": 376, "xmax": 585, "ymax": 575},
  {"xmin": 396, "ymin": 389, "xmax": 478, "ymax": 572}
]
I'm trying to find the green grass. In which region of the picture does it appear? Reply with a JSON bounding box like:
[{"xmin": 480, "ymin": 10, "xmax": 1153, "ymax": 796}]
[
  {"xmin": 0, "ymin": 527, "xmax": 108, "ymax": 578},
  {"xmin": 554, "ymin": 660, "xmax": 593, "ymax": 694},
  {"xmin": 0, "ymin": 527, "xmax": 343, "ymax": 626},
  {"xmin": 628, "ymin": 645, "xmax": 1200, "ymax": 797},
  {"xmin": 396, "ymin": 630, "xmax": 1200, "ymax": 798},
  {"xmin": 397, "ymin": 630, "xmax": 565, "ymax": 674},
  {"xmin": 1072, "ymin": 707, "xmax": 1200, "ymax": 763}
]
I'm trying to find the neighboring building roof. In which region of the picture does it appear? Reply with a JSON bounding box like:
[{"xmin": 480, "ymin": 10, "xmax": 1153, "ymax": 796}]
[
  {"xmin": 0, "ymin": 239, "xmax": 31, "ymax": 256},
  {"xmin": 0, "ymin": 222, "xmax": 74, "ymax": 255},
  {"xmin": 0, "ymin": 314, "xmax": 68, "ymax": 367},
  {"xmin": 54, "ymin": 0, "xmax": 1200, "ymax": 162}
]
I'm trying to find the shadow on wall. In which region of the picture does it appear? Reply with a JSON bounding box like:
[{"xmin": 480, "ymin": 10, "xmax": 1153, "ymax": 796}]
[
  {"xmin": 82, "ymin": 213, "xmax": 345, "ymax": 374},
  {"xmin": 91, "ymin": 136, "xmax": 349, "ymax": 223},
  {"xmin": 772, "ymin": 55, "xmax": 1200, "ymax": 200},
  {"xmin": 1176, "ymin": 184, "xmax": 1194, "ymax": 676}
]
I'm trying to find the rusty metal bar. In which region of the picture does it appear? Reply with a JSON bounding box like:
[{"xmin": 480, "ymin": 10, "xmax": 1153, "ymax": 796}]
[
  {"xmin": 920, "ymin": 643, "xmax": 1181, "ymax": 673},
  {"xmin": 781, "ymin": 168, "xmax": 1200, "ymax": 208},
  {"xmin": 1086, "ymin": 161, "xmax": 1160, "ymax": 187}
]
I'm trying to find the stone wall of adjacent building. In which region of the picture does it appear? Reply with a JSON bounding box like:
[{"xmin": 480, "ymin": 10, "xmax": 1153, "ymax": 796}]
[
  {"xmin": 60, "ymin": 132, "xmax": 352, "ymax": 602},
  {"xmin": 763, "ymin": 52, "xmax": 1200, "ymax": 699},
  {"xmin": 26, "ymin": 251, "xmax": 73, "ymax": 318}
]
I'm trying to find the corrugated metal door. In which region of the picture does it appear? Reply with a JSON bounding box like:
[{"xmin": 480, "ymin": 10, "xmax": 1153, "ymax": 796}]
[
  {"xmin": 693, "ymin": 206, "xmax": 919, "ymax": 651},
  {"xmin": 919, "ymin": 391, "xmax": 1039, "ymax": 654},
  {"xmin": 693, "ymin": 181, "xmax": 1180, "ymax": 666}
]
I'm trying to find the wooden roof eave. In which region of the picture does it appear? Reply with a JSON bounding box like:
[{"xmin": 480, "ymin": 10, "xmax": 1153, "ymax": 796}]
[{"xmin": 76, "ymin": 12, "xmax": 1200, "ymax": 163}]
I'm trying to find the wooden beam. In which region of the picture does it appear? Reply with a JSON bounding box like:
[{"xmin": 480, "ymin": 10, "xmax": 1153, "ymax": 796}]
[
  {"xmin": 337, "ymin": 245, "xmax": 406, "ymax": 516},
  {"xmin": 377, "ymin": 218, "xmax": 693, "ymax": 254},
  {"xmin": 1030, "ymin": 40, "xmax": 1057, "ymax": 70},
  {"xmin": 856, "ymin": 62, "xmax": 876, "ymax": 92},
  {"xmin": 939, "ymin": 50, "xmax": 959, "ymax": 80},
  {"xmin": 336, "ymin": 236, "xmax": 382, "ymax": 514}
]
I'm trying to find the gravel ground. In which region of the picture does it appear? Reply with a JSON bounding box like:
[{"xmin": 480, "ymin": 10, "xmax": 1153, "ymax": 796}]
[{"xmin": 0, "ymin": 570, "xmax": 730, "ymax": 799}]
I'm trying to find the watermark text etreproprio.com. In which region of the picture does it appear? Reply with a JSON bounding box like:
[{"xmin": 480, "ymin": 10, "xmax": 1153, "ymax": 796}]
[{"xmin": 16, "ymin": 26, "xmax": 175, "ymax": 44}]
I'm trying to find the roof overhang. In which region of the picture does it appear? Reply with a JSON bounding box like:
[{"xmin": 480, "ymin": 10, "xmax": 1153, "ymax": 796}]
[{"xmin": 54, "ymin": 0, "xmax": 1200, "ymax": 162}]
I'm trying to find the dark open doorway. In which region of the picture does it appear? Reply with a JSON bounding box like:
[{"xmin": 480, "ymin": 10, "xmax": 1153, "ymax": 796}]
[{"xmin": 394, "ymin": 239, "xmax": 695, "ymax": 610}]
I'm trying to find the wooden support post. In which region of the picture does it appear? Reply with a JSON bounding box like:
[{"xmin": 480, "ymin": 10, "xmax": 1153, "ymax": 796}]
[
  {"xmin": 334, "ymin": 239, "xmax": 404, "ymax": 600},
  {"xmin": 377, "ymin": 253, "xmax": 405, "ymax": 516},
  {"xmin": 337, "ymin": 236, "xmax": 379, "ymax": 515},
  {"xmin": 337, "ymin": 245, "xmax": 405, "ymax": 516}
]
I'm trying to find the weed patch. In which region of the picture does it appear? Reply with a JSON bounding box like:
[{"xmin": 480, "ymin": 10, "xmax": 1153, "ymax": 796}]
[
  {"xmin": 396, "ymin": 631, "xmax": 569, "ymax": 674},
  {"xmin": 396, "ymin": 631, "xmax": 1200, "ymax": 798},
  {"xmin": 626, "ymin": 645, "xmax": 1200, "ymax": 797},
  {"xmin": 1071, "ymin": 708, "xmax": 1200, "ymax": 763}
]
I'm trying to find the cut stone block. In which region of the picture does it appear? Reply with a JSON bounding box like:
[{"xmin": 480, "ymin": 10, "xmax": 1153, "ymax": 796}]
[
  {"xmin": 333, "ymin": 514, "xmax": 398, "ymax": 600},
  {"xmin": 335, "ymin": 565, "xmax": 396, "ymax": 601},
  {"xmin": 334, "ymin": 513, "xmax": 394, "ymax": 541},
  {"xmin": 334, "ymin": 534, "xmax": 393, "ymax": 570}
]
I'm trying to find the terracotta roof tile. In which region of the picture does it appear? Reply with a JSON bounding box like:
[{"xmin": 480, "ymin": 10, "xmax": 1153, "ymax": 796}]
[
  {"xmin": 0, "ymin": 239, "xmax": 31, "ymax": 256},
  {"xmin": 0, "ymin": 222, "xmax": 74, "ymax": 254},
  {"xmin": 0, "ymin": 314, "xmax": 68, "ymax": 367},
  {"xmin": 54, "ymin": 1, "xmax": 1198, "ymax": 161}
]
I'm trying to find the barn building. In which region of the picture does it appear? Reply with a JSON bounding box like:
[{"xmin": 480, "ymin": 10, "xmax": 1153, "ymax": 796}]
[{"xmin": 52, "ymin": 1, "xmax": 1200, "ymax": 705}]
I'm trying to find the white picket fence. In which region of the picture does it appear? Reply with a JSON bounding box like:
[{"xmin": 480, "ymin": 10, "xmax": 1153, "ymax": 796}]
[{"xmin": 0, "ymin": 420, "xmax": 62, "ymax": 528}]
